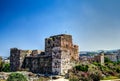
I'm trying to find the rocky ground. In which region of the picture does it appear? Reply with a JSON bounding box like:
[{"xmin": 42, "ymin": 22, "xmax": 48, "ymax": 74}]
[
  {"xmin": 0, "ymin": 71, "xmax": 38, "ymax": 81},
  {"xmin": 49, "ymin": 77, "xmax": 68, "ymax": 81},
  {"xmin": 0, "ymin": 72, "xmax": 69, "ymax": 81}
]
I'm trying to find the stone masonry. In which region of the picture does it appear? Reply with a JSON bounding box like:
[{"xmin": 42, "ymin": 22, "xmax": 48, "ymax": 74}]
[{"xmin": 10, "ymin": 34, "xmax": 79, "ymax": 75}]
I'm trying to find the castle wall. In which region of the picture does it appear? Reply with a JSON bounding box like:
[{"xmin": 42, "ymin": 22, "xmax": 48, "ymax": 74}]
[
  {"xmin": 10, "ymin": 48, "xmax": 21, "ymax": 71},
  {"xmin": 52, "ymin": 47, "xmax": 61, "ymax": 75},
  {"xmin": 23, "ymin": 56, "xmax": 52, "ymax": 74},
  {"xmin": 61, "ymin": 48, "xmax": 71, "ymax": 75},
  {"xmin": 10, "ymin": 48, "xmax": 43, "ymax": 71},
  {"xmin": 10, "ymin": 34, "xmax": 79, "ymax": 75}
]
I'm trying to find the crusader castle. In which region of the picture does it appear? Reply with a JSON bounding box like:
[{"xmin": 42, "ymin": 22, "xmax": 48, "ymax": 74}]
[{"xmin": 10, "ymin": 34, "xmax": 79, "ymax": 75}]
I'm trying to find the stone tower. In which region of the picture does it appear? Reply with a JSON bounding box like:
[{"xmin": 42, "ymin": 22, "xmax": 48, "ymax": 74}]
[
  {"xmin": 45, "ymin": 34, "xmax": 79, "ymax": 75},
  {"xmin": 94, "ymin": 53, "xmax": 104, "ymax": 65}
]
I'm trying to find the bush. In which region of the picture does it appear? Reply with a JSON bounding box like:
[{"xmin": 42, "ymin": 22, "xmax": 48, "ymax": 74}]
[
  {"xmin": 75, "ymin": 65, "xmax": 88, "ymax": 72},
  {"xmin": 116, "ymin": 68, "xmax": 120, "ymax": 73},
  {"xmin": 2, "ymin": 63, "xmax": 10, "ymax": 72},
  {"xmin": 93, "ymin": 62, "xmax": 101, "ymax": 66},
  {"xmin": 80, "ymin": 77, "xmax": 91, "ymax": 81},
  {"xmin": 105, "ymin": 57, "xmax": 112, "ymax": 63},
  {"xmin": 90, "ymin": 72, "xmax": 102, "ymax": 81},
  {"xmin": 7, "ymin": 73, "xmax": 28, "ymax": 81}
]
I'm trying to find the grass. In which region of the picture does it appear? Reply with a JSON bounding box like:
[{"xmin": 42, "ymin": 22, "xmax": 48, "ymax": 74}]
[
  {"xmin": 103, "ymin": 76, "xmax": 119, "ymax": 80},
  {"xmin": 0, "ymin": 79, "xmax": 6, "ymax": 81}
]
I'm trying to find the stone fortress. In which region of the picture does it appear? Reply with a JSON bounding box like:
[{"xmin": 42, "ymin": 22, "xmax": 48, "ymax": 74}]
[{"xmin": 10, "ymin": 34, "xmax": 79, "ymax": 75}]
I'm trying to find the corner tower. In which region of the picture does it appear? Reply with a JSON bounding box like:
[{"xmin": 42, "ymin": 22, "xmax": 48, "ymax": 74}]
[{"xmin": 45, "ymin": 34, "xmax": 79, "ymax": 75}]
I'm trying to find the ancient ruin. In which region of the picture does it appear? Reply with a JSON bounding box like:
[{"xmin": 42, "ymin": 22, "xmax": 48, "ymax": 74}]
[{"xmin": 10, "ymin": 34, "xmax": 79, "ymax": 75}]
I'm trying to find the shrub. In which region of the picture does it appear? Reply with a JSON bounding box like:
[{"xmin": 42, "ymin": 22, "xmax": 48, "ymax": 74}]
[
  {"xmin": 7, "ymin": 73, "xmax": 28, "ymax": 81},
  {"xmin": 105, "ymin": 57, "xmax": 112, "ymax": 63},
  {"xmin": 75, "ymin": 65, "xmax": 88, "ymax": 72},
  {"xmin": 90, "ymin": 72, "xmax": 102, "ymax": 81},
  {"xmin": 2, "ymin": 63, "xmax": 10, "ymax": 72},
  {"xmin": 116, "ymin": 68, "xmax": 120, "ymax": 73},
  {"xmin": 80, "ymin": 77, "xmax": 91, "ymax": 81}
]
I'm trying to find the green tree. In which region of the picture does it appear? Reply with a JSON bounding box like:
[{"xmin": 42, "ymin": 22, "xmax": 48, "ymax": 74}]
[
  {"xmin": 104, "ymin": 57, "xmax": 112, "ymax": 63},
  {"xmin": 0, "ymin": 57, "xmax": 2, "ymax": 71},
  {"xmin": 2, "ymin": 63, "xmax": 10, "ymax": 72},
  {"xmin": 75, "ymin": 65, "xmax": 88, "ymax": 72},
  {"xmin": 7, "ymin": 73, "xmax": 28, "ymax": 81}
]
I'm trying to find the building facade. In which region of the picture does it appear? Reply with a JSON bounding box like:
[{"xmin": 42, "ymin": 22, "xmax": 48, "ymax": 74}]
[{"xmin": 10, "ymin": 34, "xmax": 79, "ymax": 75}]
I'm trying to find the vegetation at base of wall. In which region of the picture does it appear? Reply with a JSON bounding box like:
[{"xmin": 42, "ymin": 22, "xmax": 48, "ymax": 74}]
[
  {"xmin": 1, "ymin": 63, "xmax": 10, "ymax": 72},
  {"xmin": 7, "ymin": 73, "xmax": 28, "ymax": 81}
]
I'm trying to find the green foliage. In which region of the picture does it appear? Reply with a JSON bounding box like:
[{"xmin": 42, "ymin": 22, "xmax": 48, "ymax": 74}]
[
  {"xmin": 93, "ymin": 62, "xmax": 101, "ymax": 66},
  {"xmin": 0, "ymin": 57, "xmax": 2, "ymax": 71},
  {"xmin": 2, "ymin": 63, "xmax": 10, "ymax": 72},
  {"xmin": 116, "ymin": 68, "xmax": 120, "ymax": 73},
  {"xmin": 70, "ymin": 61, "xmax": 120, "ymax": 81},
  {"xmin": 90, "ymin": 72, "xmax": 103, "ymax": 81},
  {"xmin": 80, "ymin": 77, "xmax": 91, "ymax": 81},
  {"xmin": 105, "ymin": 57, "xmax": 112, "ymax": 63},
  {"xmin": 75, "ymin": 65, "xmax": 88, "ymax": 72},
  {"xmin": 103, "ymin": 76, "xmax": 119, "ymax": 80},
  {"xmin": 7, "ymin": 73, "xmax": 28, "ymax": 81}
]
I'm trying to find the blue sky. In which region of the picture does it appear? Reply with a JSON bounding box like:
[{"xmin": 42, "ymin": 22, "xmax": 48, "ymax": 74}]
[{"xmin": 0, "ymin": 0, "xmax": 120, "ymax": 56}]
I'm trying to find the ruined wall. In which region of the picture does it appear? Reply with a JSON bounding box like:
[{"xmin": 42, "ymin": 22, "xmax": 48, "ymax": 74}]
[
  {"xmin": 10, "ymin": 48, "xmax": 43, "ymax": 71},
  {"xmin": 71, "ymin": 45, "xmax": 79, "ymax": 61},
  {"xmin": 52, "ymin": 47, "xmax": 61, "ymax": 75},
  {"xmin": 10, "ymin": 34, "xmax": 79, "ymax": 75},
  {"xmin": 61, "ymin": 48, "xmax": 71, "ymax": 75},
  {"xmin": 60, "ymin": 34, "xmax": 79, "ymax": 61},
  {"xmin": 10, "ymin": 48, "xmax": 20, "ymax": 71},
  {"xmin": 10, "ymin": 48, "xmax": 33, "ymax": 71},
  {"xmin": 23, "ymin": 56, "xmax": 52, "ymax": 74}
]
